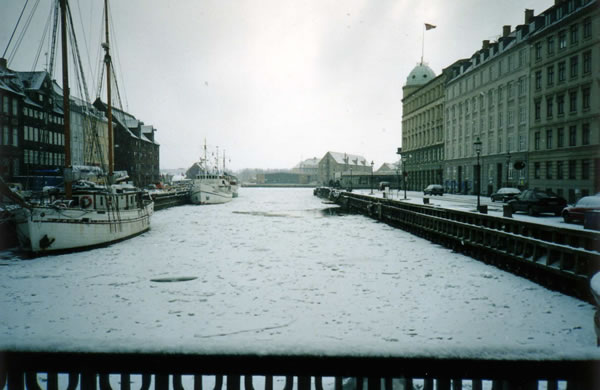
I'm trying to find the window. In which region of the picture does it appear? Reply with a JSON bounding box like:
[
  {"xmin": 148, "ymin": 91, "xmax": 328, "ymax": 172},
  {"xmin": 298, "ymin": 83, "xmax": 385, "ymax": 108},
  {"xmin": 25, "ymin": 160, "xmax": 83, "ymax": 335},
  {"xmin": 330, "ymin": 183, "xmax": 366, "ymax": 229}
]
[
  {"xmin": 557, "ymin": 161, "xmax": 564, "ymax": 179},
  {"xmin": 558, "ymin": 62, "xmax": 566, "ymax": 82},
  {"xmin": 535, "ymin": 162, "xmax": 541, "ymax": 179},
  {"xmin": 569, "ymin": 91, "xmax": 577, "ymax": 113},
  {"xmin": 582, "ymin": 159, "xmax": 590, "ymax": 180},
  {"xmin": 507, "ymin": 82, "xmax": 514, "ymax": 99},
  {"xmin": 546, "ymin": 161, "xmax": 553, "ymax": 179},
  {"xmin": 3, "ymin": 96, "xmax": 8, "ymax": 113},
  {"xmin": 534, "ymin": 131, "xmax": 541, "ymax": 150},
  {"xmin": 570, "ymin": 56, "xmax": 578, "ymax": 78},
  {"xmin": 583, "ymin": 51, "xmax": 591, "ymax": 74},
  {"xmin": 547, "ymin": 36, "xmax": 555, "ymax": 55},
  {"xmin": 568, "ymin": 160, "xmax": 576, "ymax": 179},
  {"xmin": 569, "ymin": 125, "xmax": 576, "ymax": 146},
  {"xmin": 546, "ymin": 97, "xmax": 553, "ymax": 118},
  {"xmin": 558, "ymin": 128, "xmax": 564, "ymax": 147},
  {"xmin": 12, "ymin": 127, "xmax": 17, "ymax": 147},
  {"xmin": 559, "ymin": 30, "xmax": 567, "ymax": 49},
  {"xmin": 557, "ymin": 95, "xmax": 565, "ymax": 115},
  {"xmin": 518, "ymin": 77, "xmax": 525, "ymax": 96},
  {"xmin": 535, "ymin": 71, "xmax": 542, "ymax": 90},
  {"xmin": 12, "ymin": 99, "xmax": 17, "ymax": 116},
  {"xmin": 583, "ymin": 87, "xmax": 590, "ymax": 110},
  {"xmin": 583, "ymin": 17, "xmax": 591, "ymax": 39},
  {"xmin": 582, "ymin": 123, "xmax": 590, "ymax": 145},
  {"xmin": 534, "ymin": 99, "xmax": 541, "ymax": 120},
  {"xmin": 546, "ymin": 129, "xmax": 553, "ymax": 149},
  {"xmin": 570, "ymin": 24, "xmax": 578, "ymax": 44},
  {"xmin": 547, "ymin": 66, "xmax": 554, "ymax": 86},
  {"xmin": 535, "ymin": 42, "xmax": 542, "ymax": 60},
  {"xmin": 2, "ymin": 126, "xmax": 7, "ymax": 145}
]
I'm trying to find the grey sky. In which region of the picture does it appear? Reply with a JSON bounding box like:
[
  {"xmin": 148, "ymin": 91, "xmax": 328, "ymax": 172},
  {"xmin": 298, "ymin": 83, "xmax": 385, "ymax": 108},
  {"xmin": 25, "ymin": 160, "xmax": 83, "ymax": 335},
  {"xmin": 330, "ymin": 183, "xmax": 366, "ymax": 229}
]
[{"xmin": 1, "ymin": 0, "xmax": 554, "ymax": 170}]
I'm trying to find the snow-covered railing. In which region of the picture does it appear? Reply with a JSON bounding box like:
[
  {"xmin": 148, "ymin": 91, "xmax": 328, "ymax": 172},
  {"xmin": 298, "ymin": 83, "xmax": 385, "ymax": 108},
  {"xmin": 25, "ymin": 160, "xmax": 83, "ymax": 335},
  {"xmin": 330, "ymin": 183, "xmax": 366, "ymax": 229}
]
[
  {"xmin": 2, "ymin": 351, "xmax": 599, "ymax": 390},
  {"xmin": 316, "ymin": 190, "xmax": 600, "ymax": 303}
]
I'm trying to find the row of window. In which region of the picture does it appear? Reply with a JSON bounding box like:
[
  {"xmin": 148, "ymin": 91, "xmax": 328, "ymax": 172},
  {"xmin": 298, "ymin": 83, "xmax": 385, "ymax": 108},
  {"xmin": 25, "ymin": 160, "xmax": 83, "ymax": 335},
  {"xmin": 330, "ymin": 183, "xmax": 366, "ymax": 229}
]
[
  {"xmin": 23, "ymin": 126, "xmax": 65, "ymax": 145},
  {"xmin": 534, "ymin": 123, "xmax": 591, "ymax": 150},
  {"xmin": 1, "ymin": 95, "xmax": 19, "ymax": 116},
  {"xmin": 533, "ymin": 159, "xmax": 592, "ymax": 181},
  {"xmin": 23, "ymin": 149, "xmax": 65, "ymax": 166},
  {"xmin": 534, "ymin": 51, "xmax": 592, "ymax": 89},
  {"xmin": 534, "ymin": 16, "xmax": 592, "ymax": 60},
  {"xmin": 534, "ymin": 86, "xmax": 592, "ymax": 120}
]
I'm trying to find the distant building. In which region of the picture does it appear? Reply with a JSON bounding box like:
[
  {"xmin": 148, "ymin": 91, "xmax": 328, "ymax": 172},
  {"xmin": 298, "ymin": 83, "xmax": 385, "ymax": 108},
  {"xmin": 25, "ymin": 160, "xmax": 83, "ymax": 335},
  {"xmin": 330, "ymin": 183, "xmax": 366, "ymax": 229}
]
[{"xmin": 318, "ymin": 151, "xmax": 371, "ymax": 186}]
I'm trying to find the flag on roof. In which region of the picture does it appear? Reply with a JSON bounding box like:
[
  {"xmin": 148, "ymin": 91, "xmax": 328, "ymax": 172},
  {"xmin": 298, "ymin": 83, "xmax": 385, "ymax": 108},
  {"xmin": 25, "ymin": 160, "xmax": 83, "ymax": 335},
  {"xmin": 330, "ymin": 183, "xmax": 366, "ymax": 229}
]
[{"xmin": 425, "ymin": 23, "xmax": 436, "ymax": 30}]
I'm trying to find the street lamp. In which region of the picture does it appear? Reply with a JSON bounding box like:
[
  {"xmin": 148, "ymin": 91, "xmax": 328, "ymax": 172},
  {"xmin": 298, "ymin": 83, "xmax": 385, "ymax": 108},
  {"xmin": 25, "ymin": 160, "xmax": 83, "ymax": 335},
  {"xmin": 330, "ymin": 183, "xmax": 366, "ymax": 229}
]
[
  {"xmin": 506, "ymin": 151, "xmax": 511, "ymax": 187},
  {"xmin": 396, "ymin": 168, "xmax": 400, "ymax": 199},
  {"xmin": 370, "ymin": 160, "xmax": 374, "ymax": 194},
  {"xmin": 474, "ymin": 137, "xmax": 482, "ymax": 211},
  {"xmin": 401, "ymin": 153, "xmax": 407, "ymax": 199}
]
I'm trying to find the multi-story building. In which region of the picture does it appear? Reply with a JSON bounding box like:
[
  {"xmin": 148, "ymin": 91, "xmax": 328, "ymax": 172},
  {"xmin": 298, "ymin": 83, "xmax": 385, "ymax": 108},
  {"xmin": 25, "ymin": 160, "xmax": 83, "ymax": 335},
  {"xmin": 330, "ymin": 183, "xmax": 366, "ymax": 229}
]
[
  {"xmin": 0, "ymin": 58, "xmax": 160, "ymax": 189},
  {"xmin": 444, "ymin": 15, "xmax": 534, "ymax": 196},
  {"xmin": 401, "ymin": 62, "xmax": 446, "ymax": 191},
  {"xmin": 528, "ymin": 0, "xmax": 599, "ymax": 203}
]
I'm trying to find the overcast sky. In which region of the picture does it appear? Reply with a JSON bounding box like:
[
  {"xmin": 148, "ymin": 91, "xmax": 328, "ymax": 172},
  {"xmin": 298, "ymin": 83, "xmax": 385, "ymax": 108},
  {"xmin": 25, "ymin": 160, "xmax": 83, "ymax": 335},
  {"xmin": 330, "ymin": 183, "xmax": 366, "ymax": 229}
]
[{"xmin": 1, "ymin": 0, "xmax": 554, "ymax": 171}]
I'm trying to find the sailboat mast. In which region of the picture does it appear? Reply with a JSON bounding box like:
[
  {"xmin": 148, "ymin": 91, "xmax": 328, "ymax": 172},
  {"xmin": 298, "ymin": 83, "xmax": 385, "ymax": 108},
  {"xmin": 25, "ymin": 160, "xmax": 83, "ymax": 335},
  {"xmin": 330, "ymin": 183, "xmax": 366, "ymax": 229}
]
[
  {"xmin": 60, "ymin": 0, "xmax": 72, "ymax": 198},
  {"xmin": 103, "ymin": 0, "xmax": 114, "ymax": 177}
]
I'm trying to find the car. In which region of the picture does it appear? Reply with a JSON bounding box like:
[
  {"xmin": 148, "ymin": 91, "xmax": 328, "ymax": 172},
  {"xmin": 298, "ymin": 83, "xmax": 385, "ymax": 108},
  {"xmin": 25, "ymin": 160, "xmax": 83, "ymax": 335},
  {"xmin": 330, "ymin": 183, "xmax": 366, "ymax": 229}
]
[
  {"xmin": 561, "ymin": 195, "xmax": 600, "ymax": 223},
  {"xmin": 507, "ymin": 189, "xmax": 567, "ymax": 216},
  {"xmin": 424, "ymin": 184, "xmax": 443, "ymax": 196},
  {"xmin": 490, "ymin": 187, "xmax": 521, "ymax": 202},
  {"xmin": 378, "ymin": 181, "xmax": 390, "ymax": 191}
]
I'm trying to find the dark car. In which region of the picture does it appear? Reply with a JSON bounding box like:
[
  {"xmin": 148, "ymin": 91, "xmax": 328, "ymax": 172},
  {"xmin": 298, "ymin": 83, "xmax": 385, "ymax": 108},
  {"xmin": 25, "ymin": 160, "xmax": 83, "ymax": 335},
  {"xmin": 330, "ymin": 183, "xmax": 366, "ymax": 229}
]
[
  {"xmin": 490, "ymin": 187, "xmax": 521, "ymax": 202},
  {"xmin": 561, "ymin": 195, "xmax": 600, "ymax": 223},
  {"xmin": 424, "ymin": 184, "xmax": 443, "ymax": 196},
  {"xmin": 508, "ymin": 189, "xmax": 567, "ymax": 216}
]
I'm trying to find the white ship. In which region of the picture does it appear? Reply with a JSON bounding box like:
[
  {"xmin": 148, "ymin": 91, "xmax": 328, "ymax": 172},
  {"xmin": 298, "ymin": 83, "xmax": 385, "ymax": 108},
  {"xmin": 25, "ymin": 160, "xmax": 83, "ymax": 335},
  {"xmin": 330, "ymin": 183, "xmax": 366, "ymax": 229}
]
[{"xmin": 190, "ymin": 174, "xmax": 233, "ymax": 205}]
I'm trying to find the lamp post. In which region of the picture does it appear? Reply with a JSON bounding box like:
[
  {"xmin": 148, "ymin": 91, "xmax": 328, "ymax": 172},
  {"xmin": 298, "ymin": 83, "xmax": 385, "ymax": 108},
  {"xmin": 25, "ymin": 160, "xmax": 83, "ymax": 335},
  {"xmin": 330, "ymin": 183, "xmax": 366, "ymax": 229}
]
[
  {"xmin": 370, "ymin": 160, "xmax": 374, "ymax": 194},
  {"xmin": 506, "ymin": 151, "xmax": 511, "ymax": 187},
  {"xmin": 474, "ymin": 137, "xmax": 482, "ymax": 211},
  {"xmin": 401, "ymin": 154, "xmax": 407, "ymax": 199},
  {"xmin": 396, "ymin": 168, "xmax": 400, "ymax": 199}
]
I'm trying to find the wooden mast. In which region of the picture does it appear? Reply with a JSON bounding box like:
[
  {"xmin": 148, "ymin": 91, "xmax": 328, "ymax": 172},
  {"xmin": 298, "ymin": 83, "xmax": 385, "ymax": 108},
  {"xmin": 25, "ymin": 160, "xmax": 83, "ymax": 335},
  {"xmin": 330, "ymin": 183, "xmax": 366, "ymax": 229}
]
[
  {"xmin": 60, "ymin": 0, "xmax": 71, "ymax": 199},
  {"xmin": 103, "ymin": 0, "xmax": 114, "ymax": 178}
]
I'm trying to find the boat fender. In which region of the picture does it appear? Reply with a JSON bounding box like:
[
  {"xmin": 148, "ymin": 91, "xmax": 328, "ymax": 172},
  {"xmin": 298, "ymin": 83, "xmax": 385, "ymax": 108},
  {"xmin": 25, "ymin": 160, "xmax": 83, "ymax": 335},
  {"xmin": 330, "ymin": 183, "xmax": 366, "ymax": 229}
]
[{"xmin": 81, "ymin": 195, "xmax": 93, "ymax": 209}]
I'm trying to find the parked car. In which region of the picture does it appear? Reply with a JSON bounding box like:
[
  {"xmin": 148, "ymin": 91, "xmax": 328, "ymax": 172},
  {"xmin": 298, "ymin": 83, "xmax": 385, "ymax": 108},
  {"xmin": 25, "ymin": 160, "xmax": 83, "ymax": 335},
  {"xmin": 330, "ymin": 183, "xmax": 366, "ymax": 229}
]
[
  {"xmin": 378, "ymin": 181, "xmax": 390, "ymax": 191},
  {"xmin": 490, "ymin": 187, "xmax": 521, "ymax": 202},
  {"xmin": 561, "ymin": 195, "xmax": 600, "ymax": 223},
  {"xmin": 424, "ymin": 184, "xmax": 443, "ymax": 196},
  {"xmin": 508, "ymin": 189, "xmax": 567, "ymax": 216}
]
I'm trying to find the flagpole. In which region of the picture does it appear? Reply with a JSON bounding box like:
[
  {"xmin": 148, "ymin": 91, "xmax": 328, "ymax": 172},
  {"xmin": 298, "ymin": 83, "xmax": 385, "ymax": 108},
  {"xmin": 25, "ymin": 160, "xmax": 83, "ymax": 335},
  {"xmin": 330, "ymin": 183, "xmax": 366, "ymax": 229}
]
[{"xmin": 421, "ymin": 24, "xmax": 425, "ymax": 64}]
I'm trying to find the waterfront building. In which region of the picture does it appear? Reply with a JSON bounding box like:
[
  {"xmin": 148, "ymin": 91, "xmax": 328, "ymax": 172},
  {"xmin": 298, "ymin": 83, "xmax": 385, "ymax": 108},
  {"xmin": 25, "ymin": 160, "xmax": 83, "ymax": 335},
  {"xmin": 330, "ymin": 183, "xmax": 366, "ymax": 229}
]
[
  {"xmin": 528, "ymin": 0, "xmax": 599, "ymax": 202},
  {"xmin": 401, "ymin": 62, "xmax": 446, "ymax": 191},
  {"xmin": 444, "ymin": 16, "xmax": 534, "ymax": 196},
  {"xmin": 317, "ymin": 151, "xmax": 370, "ymax": 186}
]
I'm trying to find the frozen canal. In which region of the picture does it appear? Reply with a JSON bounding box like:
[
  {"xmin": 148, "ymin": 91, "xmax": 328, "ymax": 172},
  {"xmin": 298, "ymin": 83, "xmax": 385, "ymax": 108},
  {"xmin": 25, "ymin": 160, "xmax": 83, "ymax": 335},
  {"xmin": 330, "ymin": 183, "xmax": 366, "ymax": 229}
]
[{"xmin": 0, "ymin": 187, "xmax": 598, "ymax": 360}]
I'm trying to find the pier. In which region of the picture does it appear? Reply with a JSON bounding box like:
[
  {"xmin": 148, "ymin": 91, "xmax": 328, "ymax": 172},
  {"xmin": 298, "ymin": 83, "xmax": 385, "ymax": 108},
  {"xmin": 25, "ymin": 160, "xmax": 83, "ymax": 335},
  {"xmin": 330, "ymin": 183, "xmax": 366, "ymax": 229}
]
[{"xmin": 315, "ymin": 187, "xmax": 600, "ymax": 304}]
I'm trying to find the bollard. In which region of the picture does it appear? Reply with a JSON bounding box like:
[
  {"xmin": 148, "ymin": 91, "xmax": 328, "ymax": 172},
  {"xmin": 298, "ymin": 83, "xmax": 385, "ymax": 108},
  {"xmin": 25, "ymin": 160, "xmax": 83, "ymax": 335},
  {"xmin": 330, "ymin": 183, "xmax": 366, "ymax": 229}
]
[
  {"xmin": 423, "ymin": 198, "xmax": 430, "ymax": 205},
  {"xmin": 478, "ymin": 205, "xmax": 488, "ymax": 214},
  {"xmin": 503, "ymin": 204, "xmax": 513, "ymax": 218}
]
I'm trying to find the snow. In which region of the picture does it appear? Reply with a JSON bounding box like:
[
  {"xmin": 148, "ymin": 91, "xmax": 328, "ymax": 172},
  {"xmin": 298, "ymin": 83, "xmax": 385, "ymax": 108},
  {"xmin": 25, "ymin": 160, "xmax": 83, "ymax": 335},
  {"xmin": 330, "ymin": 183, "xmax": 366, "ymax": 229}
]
[{"xmin": 0, "ymin": 188, "xmax": 598, "ymax": 360}]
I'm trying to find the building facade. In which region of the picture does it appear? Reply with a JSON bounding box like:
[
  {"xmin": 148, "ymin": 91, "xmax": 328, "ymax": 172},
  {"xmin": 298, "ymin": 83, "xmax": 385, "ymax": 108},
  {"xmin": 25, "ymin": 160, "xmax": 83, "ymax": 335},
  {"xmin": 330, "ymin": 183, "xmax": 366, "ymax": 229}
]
[
  {"xmin": 401, "ymin": 64, "xmax": 445, "ymax": 191},
  {"xmin": 528, "ymin": 0, "xmax": 600, "ymax": 202},
  {"xmin": 444, "ymin": 17, "xmax": 533, "ymax": 196},
  {"xmin": 317, "ymin": 151, "xmax": 370, "ymax": 186}
]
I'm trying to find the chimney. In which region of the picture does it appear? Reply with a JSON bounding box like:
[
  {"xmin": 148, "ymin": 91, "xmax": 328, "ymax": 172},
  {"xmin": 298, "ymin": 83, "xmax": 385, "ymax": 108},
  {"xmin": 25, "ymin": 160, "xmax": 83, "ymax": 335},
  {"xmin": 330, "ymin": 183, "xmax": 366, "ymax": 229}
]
[
  {"xmin": 525, "ymin": 9, "xmax": 534, "ymax": 24},
  {"xmin": 503, "ymin": 25, "xmax": 511, "ymax": 37},
  {"xmin": 0, "ymin": 58, "xmax": 7, "ymax": 70},
  {"xmin": 482, "ymin": 40, "xmax": 490, "ymax": 50}
]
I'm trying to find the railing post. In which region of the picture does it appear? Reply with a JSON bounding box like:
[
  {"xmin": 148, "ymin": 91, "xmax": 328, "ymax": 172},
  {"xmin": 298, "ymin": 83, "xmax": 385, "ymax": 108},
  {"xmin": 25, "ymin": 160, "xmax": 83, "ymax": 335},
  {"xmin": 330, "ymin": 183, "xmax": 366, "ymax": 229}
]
[
  {"xmin": 25, "ymin": 372, "xmax": 42, "ymax": 390},
  {"xmin": 298, "ymin": 376, "xmax": 310, "ymax": 390},
  {"xmin": 155, "ymin": 375, "xmax": 168, "ymax": 390},
  {"xmin": 99, "ymin": 374, "xmax": 112, "ymax": 390},
  {"xmin": 244, "ymin": 375, "xmax": 254, "ymax": 390},
  {"xmin": 226, "ymin": 375, "xmax": 240, "ymax": 390},
  {"xmin": 139, "ymin": 374, "xmax": 151, "ymax": 390},
  {"xmin": 265, "ymin": 376, "xmax": 273, "ymax": 390},
  {"xmin": 47, "ymin": 373, "xmax": 58, "ymax": 390},
  {"xmin": 7, "ymin": 369, "xmax": 24, "ymax": 390},
  {"xmin": 367, "ymin": 377, "xmax": 380, "ymax": 390},
  {"xmin": 193, "ymin": 375, "xmax": 203, "ymax": 390},
  {"xmin": 120, "ymin": 374, "xmax": 130, "ymax": 390},
  {"xmin": 173, "ymin": 375, "xmax": 184, "ymax": 390},
  {"xmin": 81, "ymin": 372, "xmax": 97, "ymax": 390}
]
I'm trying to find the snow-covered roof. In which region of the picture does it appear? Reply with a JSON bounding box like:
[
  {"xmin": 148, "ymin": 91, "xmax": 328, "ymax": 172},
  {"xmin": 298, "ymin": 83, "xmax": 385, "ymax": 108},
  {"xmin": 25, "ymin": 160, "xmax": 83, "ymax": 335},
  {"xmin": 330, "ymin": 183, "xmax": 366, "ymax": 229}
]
[
  {"xmin": 293, "ymin": 157, "xmax": 319, "ymax": 169},
  {"xmin": 376, "ymin": 162, "xmax": 400, "ymax": 173},
  {"xmin": 327, "ymin": 151, "xmax": 368, "ymax": 166}
]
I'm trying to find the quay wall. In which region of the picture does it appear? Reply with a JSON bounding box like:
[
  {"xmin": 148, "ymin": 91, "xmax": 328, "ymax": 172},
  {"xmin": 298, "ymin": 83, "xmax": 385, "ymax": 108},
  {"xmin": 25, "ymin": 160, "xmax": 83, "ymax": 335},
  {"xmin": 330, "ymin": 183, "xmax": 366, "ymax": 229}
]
[{"xmin": 314, "ymin": 187, "xmax": 600, "ymax": 304}]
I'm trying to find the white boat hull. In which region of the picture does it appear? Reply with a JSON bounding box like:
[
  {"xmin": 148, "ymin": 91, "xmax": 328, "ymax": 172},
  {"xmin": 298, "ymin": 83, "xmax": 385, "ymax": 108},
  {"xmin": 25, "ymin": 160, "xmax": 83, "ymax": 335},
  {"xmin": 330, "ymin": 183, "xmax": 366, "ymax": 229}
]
[
  {"xmin": 15, "ymin": 203, "xmax": 153, "ymax": 253},
  {"xmin": 190, "ymin": 180, "xmax": 233, "ymax": 205}
]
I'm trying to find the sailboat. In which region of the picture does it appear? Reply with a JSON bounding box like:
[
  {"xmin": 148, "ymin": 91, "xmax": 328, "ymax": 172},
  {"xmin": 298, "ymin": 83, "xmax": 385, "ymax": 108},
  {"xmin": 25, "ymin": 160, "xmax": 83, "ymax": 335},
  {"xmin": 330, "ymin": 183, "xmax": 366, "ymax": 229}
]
[{"xmin": 11, "ymin": 0, "xmax": 153, "ymax": 254}]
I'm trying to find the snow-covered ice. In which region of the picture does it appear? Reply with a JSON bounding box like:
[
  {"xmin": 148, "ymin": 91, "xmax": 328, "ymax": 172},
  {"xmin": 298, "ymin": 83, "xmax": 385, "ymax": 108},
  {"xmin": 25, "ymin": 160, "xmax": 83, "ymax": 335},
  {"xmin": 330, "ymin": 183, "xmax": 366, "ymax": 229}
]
[{"xmin": 0, "ymin": 188, "xmax": 598, "ymax": 360}]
